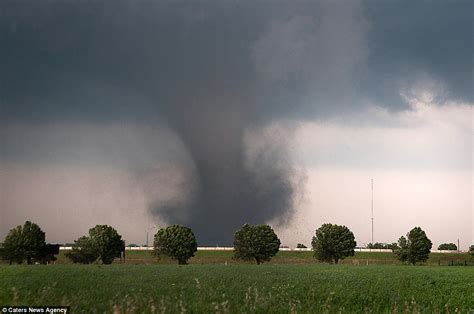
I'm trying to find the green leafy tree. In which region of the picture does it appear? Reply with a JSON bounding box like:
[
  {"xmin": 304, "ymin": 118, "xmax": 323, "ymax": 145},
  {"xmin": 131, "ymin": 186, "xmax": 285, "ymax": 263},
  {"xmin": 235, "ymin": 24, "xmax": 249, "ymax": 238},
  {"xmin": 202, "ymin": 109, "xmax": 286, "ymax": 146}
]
[
  {"xmin": 65, "ymin": 236, "xmax": 99, "ymax": 264},
  {"xmin": 233, "ymin": 224, "xmax": 280, "ymax": 265},
  {"xmin": 296, "ymin": 243, "xmax": 307, "ymax": 248},
  {"xmin": 469, "ymin": 245, "xmax": 474, "ymax": 256},
  {"xmin": 367, "ymin": 242, "xmax": 396, "ymax": 250},
  {"xmin": 312, "ymin": 223, "xmax": 356, "ymax": 264},
  {"xmin": 66, "ymin": 225, "xmax": 124, "ymax": 264},
  {"xmin": 437, "ymin": 243, "xmax": 457, "ymax": 251},
  {"xmin": 89, "ymin": 225, "xmax": 124, "ymax": 264},
  {"xmin": 393, "ymin": 227, "xmax": 432, "ymax": 265},
  {"xmin": 392, "ymin": 237, "xmax": 407, "ymax": 261},
  {"xmin": 153, "ymin": 225, "xmax": 197, "ymax": 265},
  {"xmin": 2, "ymin": 227, "xmax": 24, "ymax": 264},
  {"xmin": 36, "ymin": 244, "xmax": 60, "ymax": 264},
  {"xmin": 2, "ymin": 221, "xmax": 46, "ymax": 264}
]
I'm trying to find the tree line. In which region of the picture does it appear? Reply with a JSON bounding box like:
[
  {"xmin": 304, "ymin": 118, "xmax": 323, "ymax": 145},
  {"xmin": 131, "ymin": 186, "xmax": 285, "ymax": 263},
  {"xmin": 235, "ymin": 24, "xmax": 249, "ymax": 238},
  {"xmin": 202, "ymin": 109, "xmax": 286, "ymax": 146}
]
[
  {"xmin": 1, "ymin": 221, "xmax": 473, "ymax": 265},
  {"xmin": 366, "ymin": 241, "xmax": 459, "ymax": 251}
]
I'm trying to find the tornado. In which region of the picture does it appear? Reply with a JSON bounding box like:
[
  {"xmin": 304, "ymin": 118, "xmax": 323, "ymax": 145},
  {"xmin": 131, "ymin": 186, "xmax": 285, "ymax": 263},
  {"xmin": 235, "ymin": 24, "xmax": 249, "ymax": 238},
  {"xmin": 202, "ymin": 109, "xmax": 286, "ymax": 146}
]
[{"xmin": 0, "ymin": 0, "xmax": 367, "ymax": 244}]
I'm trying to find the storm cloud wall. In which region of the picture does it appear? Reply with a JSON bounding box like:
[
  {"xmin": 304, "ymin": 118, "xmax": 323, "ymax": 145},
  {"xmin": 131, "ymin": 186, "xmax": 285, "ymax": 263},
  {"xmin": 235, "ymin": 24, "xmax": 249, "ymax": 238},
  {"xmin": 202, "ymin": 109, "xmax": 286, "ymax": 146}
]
[{"xmin": 1, "ymin": 1, "xmax": 368, "ymax": 244}]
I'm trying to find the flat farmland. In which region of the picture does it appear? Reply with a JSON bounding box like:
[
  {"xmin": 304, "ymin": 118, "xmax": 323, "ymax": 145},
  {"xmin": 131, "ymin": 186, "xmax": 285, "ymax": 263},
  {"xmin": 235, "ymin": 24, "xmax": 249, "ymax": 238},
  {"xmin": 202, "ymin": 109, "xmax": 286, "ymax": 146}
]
[
  {"xmin": 1, "ymin": 264, "xmax": 473, "ymax": 312},
  {"xmin": 51, "ymin": 249, "xmax": 474, "ymax": 266}
]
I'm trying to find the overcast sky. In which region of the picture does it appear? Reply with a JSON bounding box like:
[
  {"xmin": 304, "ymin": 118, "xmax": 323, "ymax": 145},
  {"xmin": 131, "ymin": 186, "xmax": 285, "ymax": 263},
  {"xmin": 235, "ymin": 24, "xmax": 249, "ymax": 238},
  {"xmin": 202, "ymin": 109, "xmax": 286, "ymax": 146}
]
[{"xmin": 0, "ymin": 0, "xmax": 472, "ymax": 248}]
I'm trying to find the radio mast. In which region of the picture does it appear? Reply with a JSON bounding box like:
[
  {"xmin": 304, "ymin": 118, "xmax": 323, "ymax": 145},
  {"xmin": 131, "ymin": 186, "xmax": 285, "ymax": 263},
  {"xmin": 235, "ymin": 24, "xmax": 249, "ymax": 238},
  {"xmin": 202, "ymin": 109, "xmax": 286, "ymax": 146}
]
[{"xmin": 371, "ymin": 178, "xmax": 374, "ymax": 245}]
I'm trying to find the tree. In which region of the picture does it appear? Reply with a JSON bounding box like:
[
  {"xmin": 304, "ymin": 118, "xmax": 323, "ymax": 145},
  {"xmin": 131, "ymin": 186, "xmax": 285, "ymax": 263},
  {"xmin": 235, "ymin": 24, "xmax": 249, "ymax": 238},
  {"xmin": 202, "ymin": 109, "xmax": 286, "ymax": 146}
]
[
  {"xmin": 89, "ymin": 225, "xmax": 124, "ymax": 264},
  {"xmin": 469, "ymin": 245, "xmax": 474, "ymax": 256},
  {"xmin": 37, "ymin": 244, "xmax": 60, "ymax": 264},
  {"xmin": 296, "ymin": 243, "xmax": 307, "ymax": 248},
  {"xmin": 65, "ymin": 236, "xmax": 99, "ymax": 264},
  {"xmin": 437, "ymin": 243, "xmax": 457, "ymax": 251},
  {"xmin": 393, "ymin": 227, "xmax": 432, "ymax": 265},
  {"xmin": 2, "ymin": 227, "xmax": 24, "ymax": 264},
  {"xmin": 66, "ymin": 225, "xmax": 124, "ymax": 264},
  {"xmin": 153, "ymin": 225, "xmax": 197, "ymax": 265},
  {"xmin": 392, "ymin": 237, "xmax": 408, "ymax": 262},
  {"xmin": 2, "ymin": 221, "xmax": 46, "ymax": 264},
  {"xmin": 388, "ymin": 243, "xmax": 398, "ymax": 250},
  {"xmin": 312, "ymin": 223, "xmax": 356, "ymax": 264},
  {"xmin": 367, "ymin": 242, "xmax": 396, "ymax": 250},
  {"xmin": 233, "ymin": 224, "xmax": 280, "ymax": 265}
]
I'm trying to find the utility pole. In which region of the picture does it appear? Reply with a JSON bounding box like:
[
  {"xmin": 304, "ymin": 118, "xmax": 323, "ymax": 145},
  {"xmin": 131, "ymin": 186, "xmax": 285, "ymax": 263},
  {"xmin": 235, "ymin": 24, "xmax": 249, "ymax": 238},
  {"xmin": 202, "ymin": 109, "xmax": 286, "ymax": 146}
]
[
  {"xmin": 371, "ymin": 178, "xmax": 374, "ymax": 245},
  {"xmin": 457, "ymin": 239, "xmax": 460, "ymax": 253}
]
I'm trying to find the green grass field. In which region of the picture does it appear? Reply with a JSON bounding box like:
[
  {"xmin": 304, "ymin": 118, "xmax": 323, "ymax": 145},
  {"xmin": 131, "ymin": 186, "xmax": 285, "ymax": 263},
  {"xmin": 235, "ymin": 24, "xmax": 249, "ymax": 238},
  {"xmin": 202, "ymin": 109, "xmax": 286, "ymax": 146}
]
[{"xmin": 1, "ymin": 264, "xmax": 473, "ymax": 313}]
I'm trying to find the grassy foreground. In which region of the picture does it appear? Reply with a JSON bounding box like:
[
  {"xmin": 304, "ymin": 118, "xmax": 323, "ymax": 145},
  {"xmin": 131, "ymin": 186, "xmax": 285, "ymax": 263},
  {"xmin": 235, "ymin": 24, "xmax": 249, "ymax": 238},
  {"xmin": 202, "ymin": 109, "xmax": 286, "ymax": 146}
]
[{"xmin": 1, "ymin": 264, "xmax": 473, "ymax": 313}]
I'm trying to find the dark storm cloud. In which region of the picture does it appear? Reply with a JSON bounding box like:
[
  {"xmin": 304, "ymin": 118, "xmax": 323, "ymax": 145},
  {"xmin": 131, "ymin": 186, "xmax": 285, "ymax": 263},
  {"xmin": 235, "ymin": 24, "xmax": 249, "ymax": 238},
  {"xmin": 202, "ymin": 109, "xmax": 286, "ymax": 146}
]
[
  {"xmin": 1, "ymin": 0, "xmax": 470, "ymax": 121},
  {"xmin": 0, "ymin": 0, "xmax": 366, "ymax": 123},
  {"xmin": 0, "ymin": 0, "xmax": 316, "ymax": 244},
  {"xmin": 362, "ymin": 0, "xmax": 473, "ymax": 107},
  {"xmin": 0, "ymin": 0, "xmax": 471, "ymax": 244}
]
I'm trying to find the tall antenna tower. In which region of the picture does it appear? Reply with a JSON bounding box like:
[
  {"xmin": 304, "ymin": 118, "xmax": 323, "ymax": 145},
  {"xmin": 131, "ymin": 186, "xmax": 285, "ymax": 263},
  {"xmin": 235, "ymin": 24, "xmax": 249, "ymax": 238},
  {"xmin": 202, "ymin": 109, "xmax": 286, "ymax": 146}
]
[{"xmin": 371, "ymin": 178, "xmax": 374, "ymax": 245}]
